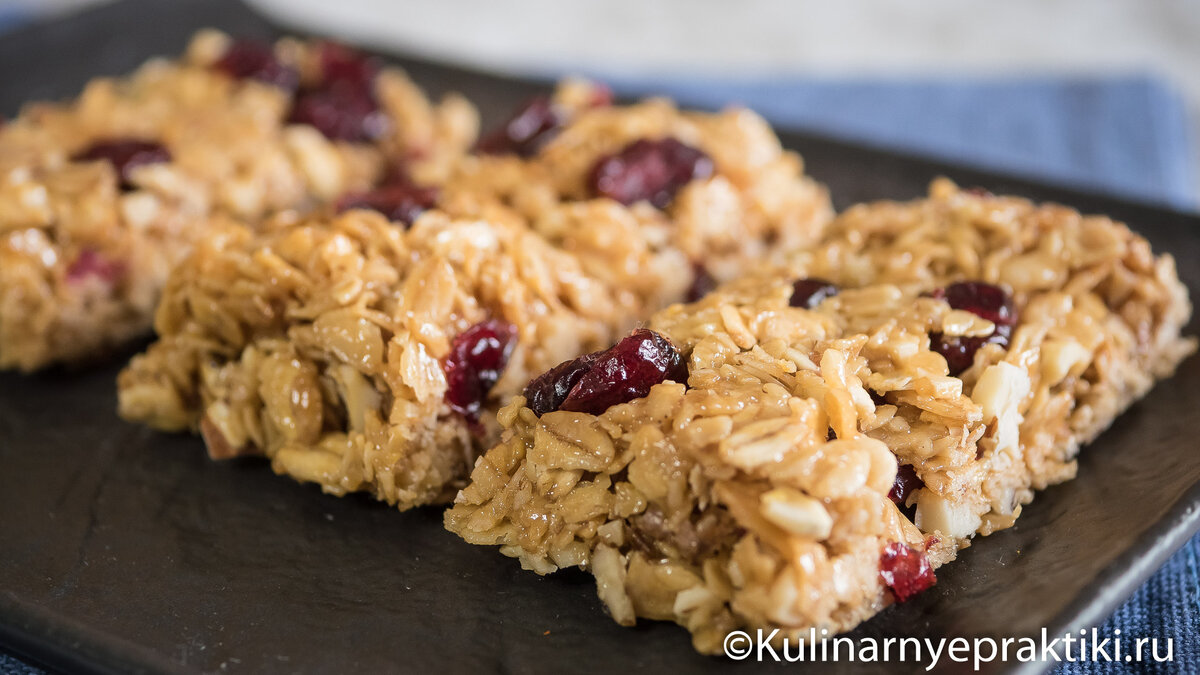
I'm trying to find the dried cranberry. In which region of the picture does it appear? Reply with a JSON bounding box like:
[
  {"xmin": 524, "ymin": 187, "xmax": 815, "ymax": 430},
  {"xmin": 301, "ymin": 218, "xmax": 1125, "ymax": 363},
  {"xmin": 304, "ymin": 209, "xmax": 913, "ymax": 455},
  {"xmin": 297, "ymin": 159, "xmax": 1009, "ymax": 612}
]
[
  {"xmin": 72, "ymin": 139, "xmax": 171, "ymax": 190},
  {"xmin": 888, "ymin": 464, "xmax": 924, "ymax": 506},
  {"xmin": 443, "ymin": 319, "xmax": 518, "ymax": 423},
  {"xmin": 316, "ymin": 42, "xmax": 378, "ymax": 91},
  {"xmin": 938, "ymin": 282, "xmax": 1015, "ymax": 326},
  {"xmin": 286, "ymin": 43, "xmax": 384, "ymax": 142},
  {"xmin": 523, "ymin": 352, "xmax": 599, "ymax": 417},
  {"xmin": 65, "ymin": 249, "xmax": 124, "ymax": 285},
  {"xmin": 336, "ymin": 180, "xmax": 438, "ymax": 227},
  {"xmin": 524, "ymin": 329, "xmax": 687, "ymax": 417},
  {"xmin": 879, "ymin": 542, "xmax": 936, "ymax": 602},
  {"xmin": 288, "ymin": 84, "xmax": 386, "ymax": 142},
  {"xmin": 213, "ymin": 40, "xmax": 298, "ymax": 91},
  {"xmin": 789, "ymin": 278, "xmax": 839, "ymax": 309},
  {"xmin": 476, "ymin": 96, "xmax": 563, "ymax": 157},
  {"xmin": 928, "ymin": 281, "xmax": 1018, "ymax": 375},
  {"xmin": 684, "ymin": 264, "xmax": 717, "ymax": 302},
  {"xmin": 589, "ymin": 138, "xmax": 714, "ymax": 209}
]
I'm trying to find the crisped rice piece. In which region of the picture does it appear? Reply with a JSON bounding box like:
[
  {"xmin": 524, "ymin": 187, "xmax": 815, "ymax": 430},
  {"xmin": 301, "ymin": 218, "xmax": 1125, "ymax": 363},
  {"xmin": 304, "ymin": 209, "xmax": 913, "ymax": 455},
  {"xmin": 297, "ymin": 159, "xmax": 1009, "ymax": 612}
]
[
  {"xmin": 444, "ymin": 180, "xmax": 1194, "ymax": 653},
  {"xmin": 117, "ymin": 85, "xmax": 833, "ymax": 509},
  {"xmin": 0, "ymin": 29, "xmax": 477, "ymax": 371}
]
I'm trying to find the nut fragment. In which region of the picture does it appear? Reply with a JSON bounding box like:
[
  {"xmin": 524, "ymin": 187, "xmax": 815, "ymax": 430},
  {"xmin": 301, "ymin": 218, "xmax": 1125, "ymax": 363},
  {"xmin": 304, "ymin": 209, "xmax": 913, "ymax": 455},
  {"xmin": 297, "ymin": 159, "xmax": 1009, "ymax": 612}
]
[
  {"xmin": 915, "ymin": 491, "xmax": 982, "ymax": 539},
  {"xmin": 593, "ymin": 545, "xmax": 636, "ymax": 626},
  {"xmin": 1040, "ymin": 338, "xmax": 1091, "ymax": 385},
  {"xmin": 760, "ymin": 487, "xmax": 833, "ymax": 539},
  {"xmin": 972, "ymin": 362, "xmax": 1031, "ymax": 455}
]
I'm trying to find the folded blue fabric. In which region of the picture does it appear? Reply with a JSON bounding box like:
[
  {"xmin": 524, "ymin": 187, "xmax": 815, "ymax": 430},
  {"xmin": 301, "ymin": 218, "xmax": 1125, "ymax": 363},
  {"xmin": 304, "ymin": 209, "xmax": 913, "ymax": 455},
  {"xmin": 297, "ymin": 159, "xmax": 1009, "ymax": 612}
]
[
  {"xmin": 598, "ymin": 74, "xmax": 1198, "ymax": 212},
  {"xmin": 0, "ymin": 7, "xmax": 29, "ymax": 35}
]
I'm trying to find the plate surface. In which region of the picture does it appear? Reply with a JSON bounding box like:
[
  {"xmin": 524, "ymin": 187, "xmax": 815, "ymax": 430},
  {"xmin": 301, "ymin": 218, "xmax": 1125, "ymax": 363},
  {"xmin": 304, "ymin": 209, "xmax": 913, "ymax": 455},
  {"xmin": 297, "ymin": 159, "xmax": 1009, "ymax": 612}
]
[{"xmin": 1, "ymin": 1, "xmax": 1199, "ymax": 674}]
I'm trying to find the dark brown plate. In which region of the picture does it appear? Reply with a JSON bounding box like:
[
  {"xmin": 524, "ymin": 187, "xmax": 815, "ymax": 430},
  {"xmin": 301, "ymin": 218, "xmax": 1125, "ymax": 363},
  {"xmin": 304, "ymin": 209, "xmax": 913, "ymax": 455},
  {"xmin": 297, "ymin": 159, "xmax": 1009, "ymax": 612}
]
[{"xmin": 1, "ymin": 1, "xmax": 1198, "ymax": 673}]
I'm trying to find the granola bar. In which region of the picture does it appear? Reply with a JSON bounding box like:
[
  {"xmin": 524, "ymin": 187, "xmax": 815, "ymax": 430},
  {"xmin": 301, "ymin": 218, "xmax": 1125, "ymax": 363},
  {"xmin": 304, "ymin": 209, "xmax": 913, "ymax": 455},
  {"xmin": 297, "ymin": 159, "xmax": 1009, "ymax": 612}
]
[
  {"xmin": 444, "ymin": 179, "xmax": 1194, "ymax": 653},
  {"xmin": 0, "ymin": 29, "xmax": 476, "ymax": 370},
  {"xmin": 116, "ymin": 88, "xmax": 833, "ymax": 509},
  {"xmin": 439, "ymin": 80, "xmax": 832, "ymax": 315}
]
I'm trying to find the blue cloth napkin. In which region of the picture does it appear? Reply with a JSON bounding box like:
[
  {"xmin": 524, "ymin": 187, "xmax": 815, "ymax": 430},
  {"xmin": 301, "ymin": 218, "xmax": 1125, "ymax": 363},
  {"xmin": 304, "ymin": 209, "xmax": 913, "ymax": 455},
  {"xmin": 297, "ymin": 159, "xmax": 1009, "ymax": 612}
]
[
  {"xmin": 1, "ymin": 8, "xmax": 1198, "ymax": 672},
  {"xmin": 0, "ymin": 7, "xmax": 27, "ymax": 34}
]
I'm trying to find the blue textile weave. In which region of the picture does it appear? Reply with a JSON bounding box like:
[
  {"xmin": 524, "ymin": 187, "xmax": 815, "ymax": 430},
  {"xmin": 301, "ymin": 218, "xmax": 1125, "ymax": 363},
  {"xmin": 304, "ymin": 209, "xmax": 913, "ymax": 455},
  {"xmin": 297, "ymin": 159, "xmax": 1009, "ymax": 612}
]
[{"xmin": 1, "ymin": 10, "xmax": 1198, "ymax": 674}]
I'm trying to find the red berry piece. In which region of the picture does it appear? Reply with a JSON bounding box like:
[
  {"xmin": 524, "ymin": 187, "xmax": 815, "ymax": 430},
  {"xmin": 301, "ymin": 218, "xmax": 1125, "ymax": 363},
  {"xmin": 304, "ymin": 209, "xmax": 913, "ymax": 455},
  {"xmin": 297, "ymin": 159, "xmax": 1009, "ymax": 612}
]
[
  {"xmin": 287, "ymin": 43, "xmax": 384, "ymax": 142},
  {"xmin": 789, "ymin": 278, "xmax": 839, "ymax": 309},
  {"xmin": 887, "ymin": 464, "xmax": 924, "ymax": 506},
  {"xmin": 589, "ymin": 138, "xmax": 714, "ymax": 209},
  {"xmin": 316, "ymin": 42, "xmax": 378, "ymax": 92},
  {"xmin": 928, "ymin": 281, "xmax": 1017, "ymax": 375},
  {"xmin": 72, "ymin": 139, "xmax": 171, "ymax": 190},
  {"xmin": 336, "ymin": 180, "xmax": 438, "ymax": 227},
  {"xmin": 213, "ymin": 39, "xmax": 298, "ymax": 91},
  {"xmin": 684, "ymin": 264, "xmax": 717, "ymax": 302},
  {"xmin": 65, "ymin": 249, "xmax": 125, "ymax": 286},
  {"xmin": 443, "ymin": 319, "xmax": 518, "ymax": 423},
  {"xmin": 524, "ymin": 329, "xmax": 687, "ymax": 417},
  {"xmin": 288, "ymin": 85, "xmax": 386, "ymax": 142},
  {"xmin": 560, "ymin": 329, "xmax": 687, "ymax": 415},
  {"xmin": 523, "ymin": 353, "xmax": 600, "ymax": 417},
  {"xmin": 476, "ymin": 96, "xmax": 564, "ymax": 157},
  {"xmin": 938, "ymin": 281, "xmax": 1015, "ymax": 326},
  {"xmin": 879, "ymin": 542, "xmax": 936, "ymax": 602}
]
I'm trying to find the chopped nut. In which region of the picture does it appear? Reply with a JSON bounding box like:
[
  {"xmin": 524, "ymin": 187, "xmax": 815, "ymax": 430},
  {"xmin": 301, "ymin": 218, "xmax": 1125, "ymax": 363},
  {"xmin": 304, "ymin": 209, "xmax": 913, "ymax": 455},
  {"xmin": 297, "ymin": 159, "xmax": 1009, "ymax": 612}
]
[{"xmin": 760, "ymin": 487, "xmax": 833, "ymax": 539}]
